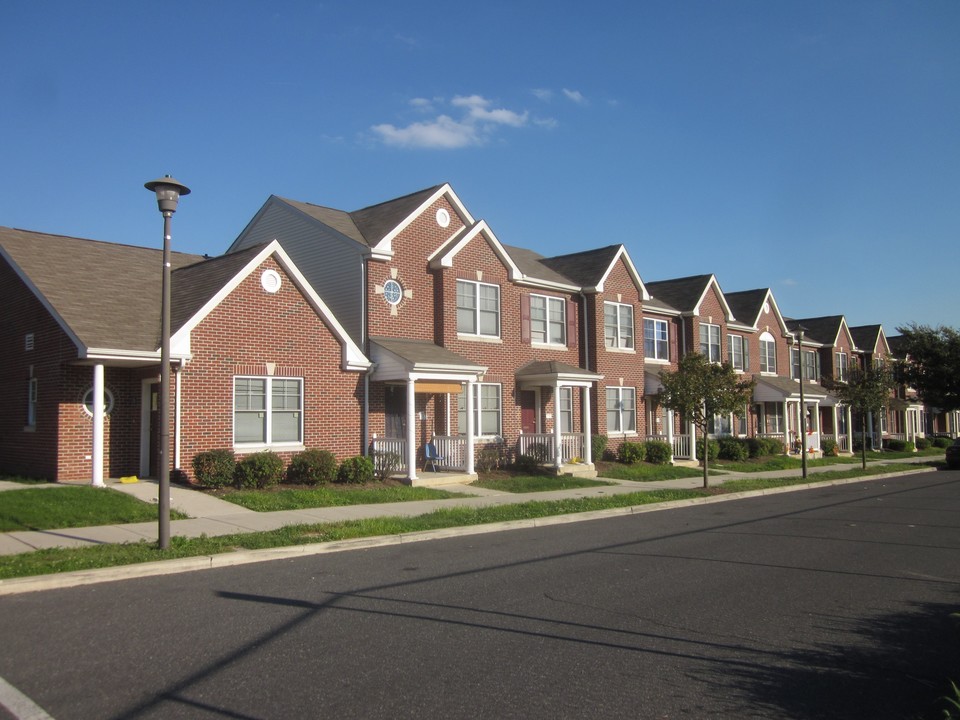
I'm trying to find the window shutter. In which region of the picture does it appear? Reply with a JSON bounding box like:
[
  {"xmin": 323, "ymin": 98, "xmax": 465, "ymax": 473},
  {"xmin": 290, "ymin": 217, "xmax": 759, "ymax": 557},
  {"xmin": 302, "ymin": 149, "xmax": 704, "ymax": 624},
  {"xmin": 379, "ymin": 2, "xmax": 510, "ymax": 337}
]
[
  {"xmin": 566, "ymin": 299, "xmax": 577, "ymax": 347},
  {"xmin": 520, "ymin": 294, "xmax": 531, "ymax": 344},
  {"xmin": 744, "ymin": 339, "xmax": 750, "ymax": 371},
  {"xmin": 669, "ymin": 325, "xmax": 678, "ymax": 361}
]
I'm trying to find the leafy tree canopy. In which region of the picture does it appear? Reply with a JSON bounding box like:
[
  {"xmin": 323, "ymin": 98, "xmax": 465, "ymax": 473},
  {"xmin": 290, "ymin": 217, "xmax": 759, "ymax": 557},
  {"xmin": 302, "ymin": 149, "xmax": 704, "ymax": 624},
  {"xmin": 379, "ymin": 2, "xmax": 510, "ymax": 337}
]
[
  {"xmin": 824, "ymin": 362, "xmax": 896, "ymax": 469},
  {"xmin": 894, "ymin": 324, "xmax": 960, "ymax": 412},
  {"xmin": 657, "ymin": 353, "xmax": 755, "ymax": 487}
]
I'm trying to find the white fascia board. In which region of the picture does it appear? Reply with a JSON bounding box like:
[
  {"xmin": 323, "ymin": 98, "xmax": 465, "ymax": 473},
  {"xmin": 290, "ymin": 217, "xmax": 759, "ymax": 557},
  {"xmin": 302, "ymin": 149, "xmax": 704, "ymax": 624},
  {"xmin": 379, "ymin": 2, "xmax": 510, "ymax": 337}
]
[
  {"xmin": 0, "ymin": 245, "xmax": 85, "ymax": 357},
  {"xmin": 692, "ymin": 275, "xmax": 735, "ymax": 321},
  {"xmin": 170, "ymin": 241, "xmax": 370, "ymax": 373},
  {"xmin": 762, "ymin": 290, "xmax": 792, "ymax": 335},
  {"xmin": 426, "ymin": 225, "xmax": 469, "ymax": 265},
  {"xmin": 431, "ymin": 221, "xmax": 523, "ymax": 279},
  {"xmin": 594, "ymin": 246, "xmax": 650, "ymax": 300},
  {"xmin": 644, "ymin": 306, "xmax": 682, "ymax": 318},
  {"xmin": 83, "ymin": 349, "xmax": 164, "ymax": 362},
  {"xmin": 837, "ymin": 318, "xmax": 856, "ymax": 350},
  {"xmin": 515, "ymin": 277, "xmax": 581, "ymax": 293},
  {"xmin": 727, "ymin": 322, "xmax": 757, "ymax": 332},
  {"xmin": 372, "ymin": 183, "xmax": 475, "ymax": 257}
]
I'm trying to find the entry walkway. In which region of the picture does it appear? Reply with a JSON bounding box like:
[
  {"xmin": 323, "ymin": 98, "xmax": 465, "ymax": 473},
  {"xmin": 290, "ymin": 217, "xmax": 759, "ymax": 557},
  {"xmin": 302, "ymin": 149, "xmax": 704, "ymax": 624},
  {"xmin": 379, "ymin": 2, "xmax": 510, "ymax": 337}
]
[{"xmin": 0, "ymin": 456, "xmax": 939, "ymax": 557}]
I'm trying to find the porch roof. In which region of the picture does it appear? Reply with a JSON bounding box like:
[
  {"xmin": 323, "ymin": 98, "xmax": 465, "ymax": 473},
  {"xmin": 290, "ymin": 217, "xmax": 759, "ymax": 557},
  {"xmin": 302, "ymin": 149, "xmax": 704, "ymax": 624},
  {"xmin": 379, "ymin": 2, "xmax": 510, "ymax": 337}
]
[
  {"xmin": 754, "ymin": 376, "xmax": 831, "ymax": 403},
  {"xmin": 515, "ymin": 360, "xmax": 603, "ymax": 388},
  {"xmin": 369, "ymin": 337, "xmax": 486, "ymax": 382}
]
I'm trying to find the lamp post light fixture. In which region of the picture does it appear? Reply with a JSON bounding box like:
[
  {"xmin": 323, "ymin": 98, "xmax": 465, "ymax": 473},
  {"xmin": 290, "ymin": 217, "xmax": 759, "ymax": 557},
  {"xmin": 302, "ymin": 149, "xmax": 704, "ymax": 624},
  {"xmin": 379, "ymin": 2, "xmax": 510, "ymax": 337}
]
[
  {"xmin": 795, "ymin": 325, "xmax": 808, "ymax": 479},
  {"xmin": 144, "ymin": 175, "xmax": 190, "ymax": 550}
]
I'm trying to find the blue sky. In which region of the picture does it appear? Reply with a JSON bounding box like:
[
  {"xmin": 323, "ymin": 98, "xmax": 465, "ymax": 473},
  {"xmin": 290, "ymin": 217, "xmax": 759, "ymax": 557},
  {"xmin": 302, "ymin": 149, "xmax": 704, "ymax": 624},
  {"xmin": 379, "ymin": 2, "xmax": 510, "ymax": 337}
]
[{"xmin": 2, "ymin": 1, "xmax": 958, "ymax": 333}]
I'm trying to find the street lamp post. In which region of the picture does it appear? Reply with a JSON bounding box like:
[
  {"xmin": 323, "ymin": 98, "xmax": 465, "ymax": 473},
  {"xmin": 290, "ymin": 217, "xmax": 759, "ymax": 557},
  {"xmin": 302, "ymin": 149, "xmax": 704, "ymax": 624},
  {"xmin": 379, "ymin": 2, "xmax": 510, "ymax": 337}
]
[
  {"xmin": 795, "ymin": 326, "xmax": 808, "ymax": 479},
  {"xmin": 144, "ymin": 175, "xmax": 190, "ymax": 550}
]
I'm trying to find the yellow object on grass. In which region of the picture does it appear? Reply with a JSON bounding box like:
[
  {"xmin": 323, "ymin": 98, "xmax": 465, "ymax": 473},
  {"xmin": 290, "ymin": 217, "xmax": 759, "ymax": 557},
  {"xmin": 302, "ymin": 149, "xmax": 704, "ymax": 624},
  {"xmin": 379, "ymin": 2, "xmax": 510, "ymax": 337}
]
[{"xmin": 119, "ymin": 476, "xmax": 139, "ymax": 484}]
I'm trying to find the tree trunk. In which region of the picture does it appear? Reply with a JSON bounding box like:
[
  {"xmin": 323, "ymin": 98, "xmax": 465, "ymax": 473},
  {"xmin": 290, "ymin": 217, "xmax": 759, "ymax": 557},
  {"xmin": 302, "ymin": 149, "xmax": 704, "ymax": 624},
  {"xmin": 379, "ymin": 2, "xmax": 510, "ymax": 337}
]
[{"xmin": 702, "ymin": 435, "xmax": 709, "ymax": 488}]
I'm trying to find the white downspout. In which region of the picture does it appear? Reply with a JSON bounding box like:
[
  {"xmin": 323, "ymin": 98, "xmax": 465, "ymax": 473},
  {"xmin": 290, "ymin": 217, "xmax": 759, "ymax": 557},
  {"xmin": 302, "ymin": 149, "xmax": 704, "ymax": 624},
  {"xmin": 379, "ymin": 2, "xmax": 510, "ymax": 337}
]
[
  {"xmin": 174, "ymin": 363, "xmax": 183, "ymax": 471},
  {"xmin": 406, "ymin": 378, "xmax": 418, "ymax": 482},
  {"xmin": 583, "ymin": 385, "xmax": 593, "ymax": 465},
  {"xmin": 91, "ymin": 364, "xmax": 105, "ymax": 487}
]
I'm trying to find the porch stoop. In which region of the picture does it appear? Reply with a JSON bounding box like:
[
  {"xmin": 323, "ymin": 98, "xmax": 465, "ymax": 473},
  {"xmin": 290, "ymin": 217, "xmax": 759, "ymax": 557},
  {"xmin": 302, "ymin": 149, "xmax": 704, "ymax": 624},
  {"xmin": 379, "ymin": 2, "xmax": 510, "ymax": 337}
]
[
  {"xmin": 559, "ymin": 463, "xmax": 598, "ymax": 479},
  {"xmin": 406, "ymin": 471, "xmax": 478, "ymax": 487}
]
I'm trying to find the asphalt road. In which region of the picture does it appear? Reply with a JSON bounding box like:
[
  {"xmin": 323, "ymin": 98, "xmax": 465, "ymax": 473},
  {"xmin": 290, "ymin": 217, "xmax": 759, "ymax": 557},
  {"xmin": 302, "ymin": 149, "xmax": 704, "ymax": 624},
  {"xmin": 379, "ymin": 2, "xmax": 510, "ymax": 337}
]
[{"xmin": 1, "ymin": 470, "xmax": 959, "ymax": 719}]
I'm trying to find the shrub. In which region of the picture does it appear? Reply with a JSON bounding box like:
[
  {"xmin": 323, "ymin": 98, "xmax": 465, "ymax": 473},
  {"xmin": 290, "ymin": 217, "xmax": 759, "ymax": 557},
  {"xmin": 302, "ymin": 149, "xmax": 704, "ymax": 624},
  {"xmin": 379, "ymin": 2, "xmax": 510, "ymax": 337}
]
[
  {"xmin": 915, "ymin": 437, "xmax": 930, "ymax": 450},
  {"xmin": 618, "ymin": 440, "xmax": 646, "ymax": 464},
  {"xmin": 645, "ymin": 440, "xmax": 671, "ymax": 465},
  {"xmin": 235, "ymin": 451, "xmax": 284, "ymax": 489},
  {"xmin": 764, "ymin": 437, "xmax": 786, "ymax": 456},
  {"xmin": 820, "ymin": 438, "xmax": 839, "ymax": 457},
  {"xmin": 717, "ymin": 437, "xmax": 749, "ymax": 461},
  {"xmin": 514, "ymin": 454, "xmax": 540, "ymax": 473},
  {"xmin": 192, "ymin": 449, "xmax": 236, "ymax": 489},
  {"xmin": 698, "ymin": 439, "xmax": 719, "ymax": 462},
  {"xmin": 372, "ymin": 451, "xmax": 402, "ymax": 481},
  {"xmin": 884, "ymin": 439, "xmax": 914, "ymax": 452},
  {"xmin": 287, "ymin": 449, "xmax": 338, "ymax": 485},
  {"xmin": 591, "ymin": 435, "xmax": 608, "ymax": 462},
  {"xmin": 337, "ymin": 455, "xmax": 374, "ymax": 484},
  {"xmin": 933, "ymin": 436, "xmax": 952, "ymax": 449},
  {"xmin": 476, "ymin": 445, "xmax": 505, "ymax": 473}
]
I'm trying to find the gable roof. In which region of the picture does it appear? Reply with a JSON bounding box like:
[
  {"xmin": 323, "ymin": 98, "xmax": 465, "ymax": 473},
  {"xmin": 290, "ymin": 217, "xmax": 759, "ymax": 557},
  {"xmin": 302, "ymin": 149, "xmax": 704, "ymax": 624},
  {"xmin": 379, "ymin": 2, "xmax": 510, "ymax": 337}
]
[
  {"xmin": 0, "ymin": 226, "xmax": 369, "ymax": 370},
  {"xmin": 645, "ymin": 274, "xmax": 734, "ymax": 320},
  {"xmin": 724, "ymin": 289, "xmax": 769, "ymax": 327},
  {"xmin": 538, "ymin": 244, "xmax": 649, "ymax": 297},
  {"xmin": 850, "ymin": 324, "xmax": 887, "ymax": 355},
  {"xmin": 785, "ymin": 315, "xmax": 855, "ymax": 349},
  {"xmin": 0, "ymin": 225, "xmax": 203, "ymax": 356}
]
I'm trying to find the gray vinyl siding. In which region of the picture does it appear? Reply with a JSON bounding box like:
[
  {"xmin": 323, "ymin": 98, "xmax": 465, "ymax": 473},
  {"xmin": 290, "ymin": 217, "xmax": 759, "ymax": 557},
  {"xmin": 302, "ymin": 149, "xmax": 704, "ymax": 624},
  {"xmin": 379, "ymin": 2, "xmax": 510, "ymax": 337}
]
[{"xmin": 230, "ymin": 200, "xmax": 366, "ymax": 344}]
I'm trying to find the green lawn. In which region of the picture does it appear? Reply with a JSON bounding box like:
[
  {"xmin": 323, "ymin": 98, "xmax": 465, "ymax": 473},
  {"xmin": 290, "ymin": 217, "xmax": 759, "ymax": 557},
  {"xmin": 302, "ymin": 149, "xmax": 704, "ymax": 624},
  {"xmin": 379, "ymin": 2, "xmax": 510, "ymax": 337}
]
[
  {"xmin": 0, "ymin": 487, "xmax": 188, "ymax": 532},
  {"xmin": 220, "ymin": 484, "xmax": 469, "ymax": 511},
  {"xmin": 594, "ymin": 461, "xmax": 707, "ymax": 481},
  {"xmin": 470, "ymin": 474, "xmax": 615, "ymax": 493}
]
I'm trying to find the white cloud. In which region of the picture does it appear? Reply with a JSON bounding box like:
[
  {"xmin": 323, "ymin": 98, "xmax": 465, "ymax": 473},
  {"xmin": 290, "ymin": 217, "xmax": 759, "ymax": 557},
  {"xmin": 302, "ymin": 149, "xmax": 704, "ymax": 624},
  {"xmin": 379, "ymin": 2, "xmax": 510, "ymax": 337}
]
[
  {"xmin": 562, "ymin": 88, "xmax": 586, "ymax": 104},
  {"xmin": 532, "ymin": 88, "xmax": 553, "ymax": 102},
  {"xmin": 782, "ymin": 278, "xmax": 799, "ymax": 286},
  {"xmin": 371, "ymin": 94, "xmax": 531, "ymax": 149}
]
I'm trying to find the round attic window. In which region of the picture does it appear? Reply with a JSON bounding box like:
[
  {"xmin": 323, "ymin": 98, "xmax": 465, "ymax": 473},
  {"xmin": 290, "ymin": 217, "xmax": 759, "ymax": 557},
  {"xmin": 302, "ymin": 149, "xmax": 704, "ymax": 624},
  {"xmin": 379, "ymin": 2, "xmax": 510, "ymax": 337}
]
[
  {"xmin": 436, "ymin": 208, "xmax": 450, "ymax": 228},
  {"xmin": 383, "ymin": 279, "xmax": 403, "ymax": 306},
  {"xmin": 261, "ymin": 269, "xmax": 282, "ymax": 294},
  {"xmin": 82, "ymin": 387, "xmax": 115, "ymax": 417}
]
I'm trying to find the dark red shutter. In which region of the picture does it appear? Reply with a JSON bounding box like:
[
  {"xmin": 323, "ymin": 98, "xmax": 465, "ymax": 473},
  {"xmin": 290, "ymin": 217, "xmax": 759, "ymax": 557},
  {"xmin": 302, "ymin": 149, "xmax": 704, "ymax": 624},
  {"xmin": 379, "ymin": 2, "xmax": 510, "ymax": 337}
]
[
  {"xmin": 669, "ymin": 322, "xmax": 678, "ymax": 361},
  {"xmin": 566, "ymin": 299, "xmax": 577, "ymax": 348},
  {"xmin": 520, "ymin": 294, "xmax": 531, "ymax": 344}
]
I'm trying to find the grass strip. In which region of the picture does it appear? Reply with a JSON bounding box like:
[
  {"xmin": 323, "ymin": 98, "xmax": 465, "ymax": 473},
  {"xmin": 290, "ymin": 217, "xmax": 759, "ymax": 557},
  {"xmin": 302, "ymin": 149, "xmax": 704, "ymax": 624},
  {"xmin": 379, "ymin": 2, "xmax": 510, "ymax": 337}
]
[
  {"xmin": 594, "ymin": 462, "xmax": 706, "ymax": 481},
  {"xmin": 0, "ymin": 487, "xmax": 188, "ymax": 532},
  {"xmin": 471, "ymin": 475, "xmax": 616, "ymax": 493},
  {"xmin": 221, "ymin": 485, "xmax": 469, "ymax": 511},
  {"xmin": 0, "ymin": 462, "xmax": 931, "ymax": 581}
]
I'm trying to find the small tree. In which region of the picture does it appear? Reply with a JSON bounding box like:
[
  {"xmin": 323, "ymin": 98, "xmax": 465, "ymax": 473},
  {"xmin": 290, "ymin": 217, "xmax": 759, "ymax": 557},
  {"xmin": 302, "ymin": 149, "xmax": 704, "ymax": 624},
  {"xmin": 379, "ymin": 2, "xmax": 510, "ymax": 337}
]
[
  {"xmin": 894, "ymin": 324, "xmax": 960, "ymax": 413},
  {"xmin": 826, "ymin": 363, "xmax": 896, "ymax": 469},
  {"xmin": 657, "ymin": 353, "xmax": 755, "ymax": 488}
]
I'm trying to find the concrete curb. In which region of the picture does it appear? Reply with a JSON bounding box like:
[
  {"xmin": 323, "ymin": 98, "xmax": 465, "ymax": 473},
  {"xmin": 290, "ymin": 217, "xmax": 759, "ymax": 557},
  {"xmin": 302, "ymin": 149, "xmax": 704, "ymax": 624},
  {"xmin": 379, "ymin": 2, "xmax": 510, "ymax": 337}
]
[{"xmin": 0, "ymin": 467, "xmax": 931, "ymax": 597}]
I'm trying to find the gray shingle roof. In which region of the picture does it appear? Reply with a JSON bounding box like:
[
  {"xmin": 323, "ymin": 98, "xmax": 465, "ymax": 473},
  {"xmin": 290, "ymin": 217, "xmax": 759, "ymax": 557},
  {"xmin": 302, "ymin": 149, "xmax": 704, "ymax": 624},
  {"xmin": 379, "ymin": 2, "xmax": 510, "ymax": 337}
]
[
  {"xmin": 0, "ymin": 226, "xmax": 204, "ymax": 353},
  {"xmin": 645, "ymin": 275, "xmax": 713, "ymax": 313},
  {"xmin": 351, "ymin": 185, "xmax": 444, "ymax": 245},
  {"xmin": 850, "ymin": 324, "xmax": 883, "ymax": 353},
  {"xmin": 274, "ymin": 197, "xmax": 368, "ymax": 246},
  {"xmin": 724, "ymin": 289, "xmax": 769, "ymax": 326},
  {"xmin": 501, "ymin": 245, "xmax": 578, "ymax": 286},
  {"xmin": 537, "ymin": 245, "xmax": 623, "ymax": 287},
  {"xmin": 785, "ymin": 316, "xmax": 846, "ymax": 346},
  {"xmin": 370, "ymin": 336, "xmax": 484, "ymax": 370}
]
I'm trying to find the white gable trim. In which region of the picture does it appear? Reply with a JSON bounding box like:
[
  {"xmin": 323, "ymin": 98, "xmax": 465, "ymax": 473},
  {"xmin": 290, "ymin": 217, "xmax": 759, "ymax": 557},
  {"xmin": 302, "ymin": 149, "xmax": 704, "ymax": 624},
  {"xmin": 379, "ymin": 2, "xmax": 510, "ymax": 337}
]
[
  {"xmin": 170, "ymin": 240, "xmax": 371, "ymax": 372},
  {"xmin": 429, "ymin": 220, "xmax": 523, "ymax": 279},
  {"xmin": 692, "ymin": 275, "xmax": 735, "ymax": 321},
  {"xmin": 372, "ymin": 184, "xmax": 475, "ymax": 257},
  {"xmin": 589, "ymin": 246, "xmax": 650, "ymax": 299}
]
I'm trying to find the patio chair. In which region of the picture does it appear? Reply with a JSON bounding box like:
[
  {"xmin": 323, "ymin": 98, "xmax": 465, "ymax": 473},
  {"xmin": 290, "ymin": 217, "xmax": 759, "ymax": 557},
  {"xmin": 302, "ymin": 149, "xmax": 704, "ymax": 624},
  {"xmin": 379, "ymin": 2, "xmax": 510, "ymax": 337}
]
[{"xmin": 424, "ymin": 442, "xmax": 443, "ymax": 472}]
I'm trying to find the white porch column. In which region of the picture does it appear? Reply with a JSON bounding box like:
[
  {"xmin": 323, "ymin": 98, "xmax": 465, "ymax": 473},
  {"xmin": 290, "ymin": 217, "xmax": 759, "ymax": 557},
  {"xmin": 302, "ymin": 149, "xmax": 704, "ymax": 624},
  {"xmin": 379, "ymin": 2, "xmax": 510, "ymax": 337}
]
[
  {"xmin": 554, "ymin": 382, "xmax": 563, "ymax": 470},
  {"xmin": 91, "ymin": 363, "xmax": 105, "ymax": 487},
  {"xmin": 666, "ymin": 408, "xmax": 675, "ymax": 463},
  {"xmin": 689, "ymin": 419, "xmax": 698, "ymax": 461},
  {"xmin": 583, "ymin": 385, "xmax": 593, "ymax": 465},
  {"xmin": 831, "ymin": 405, "xmax": 838, "ymax": 442},
  {"xmin": 867, "ymin": 410, "xmax": 874, "ymax": 450},
  {"xmin": 174, "ymin": 365, "xmax": 183, "ymax": 471},
  {"xmin": 783, "ymin": 400, "xmax": 790, "ymax": 453},
  {"xmin": 406, "ymin": 378, "xmax": 418, "ymax": 481},
  {"xmin": 846, "ymin": 405, "xmax": 853, "ymax": 450},
  {"xmin": 465, "ymin": 380, "xmax": 475, "ymax": 475}
]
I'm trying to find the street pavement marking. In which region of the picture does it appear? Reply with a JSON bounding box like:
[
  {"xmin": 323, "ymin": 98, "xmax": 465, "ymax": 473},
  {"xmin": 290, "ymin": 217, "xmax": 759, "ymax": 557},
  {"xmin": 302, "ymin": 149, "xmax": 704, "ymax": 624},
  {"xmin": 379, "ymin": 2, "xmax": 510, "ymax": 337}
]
[{"xmin": 0, "ymin": 676, "xmax": 54, "ymax": 720}]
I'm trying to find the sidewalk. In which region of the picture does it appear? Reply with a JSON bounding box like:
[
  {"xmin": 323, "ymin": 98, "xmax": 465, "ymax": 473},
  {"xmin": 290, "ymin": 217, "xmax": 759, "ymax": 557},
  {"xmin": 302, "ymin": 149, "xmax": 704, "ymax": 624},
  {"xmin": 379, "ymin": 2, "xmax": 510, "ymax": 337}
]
[{"xmin": 0, "ymin": 456, "xmax": 937, "ymax": 557}]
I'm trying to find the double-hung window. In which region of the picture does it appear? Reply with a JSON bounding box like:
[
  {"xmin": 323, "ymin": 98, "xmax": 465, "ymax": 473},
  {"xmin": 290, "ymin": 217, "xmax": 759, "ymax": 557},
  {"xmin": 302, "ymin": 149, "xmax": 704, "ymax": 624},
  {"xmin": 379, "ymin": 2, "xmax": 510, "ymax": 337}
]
[
  {"xmin": 457, "ymin": 383, "xmax": 502, "ymax": 437},
  {"xmin": 457, "ymin": 280, "xmax": 500, "ymax": 338},
  {"xmin": 759, "ymin": 334, "xmax": 777, "ymax": 374},
  {"xmin": 604, "ymin": 302, "xmax": 634, "ymax": 349},
  {"xmin": 643, "ymin": 318, "xmax": 669, "ymax": 360},
  {"xmin": 836, "ymin": 352, "xmax": 848, "ymax": 382},
  {"xmin": 558, "ymin": 387, "xmax": 573, "ymax": 433},
  {"xmin": 234, "ymin": 377, "xmax": 303, "ymax": 446},
  {"xmin": 728, "ymin": 334, "xmax": 748, "ymax": 371},
  {"xmin": 791, "ymin": 349, "xmax": 819, "ymax": 381},
  {"xmin": 530, "ymin": 295, "xmax": 566, "ymax": 345},
  {"xmin": 700, "ymin": 323, "xmax": 721, "ymax": 363},
  {"xmin": 27, "ymin": 377, "xmax": 37, "ymax": 427},
  {"xmin": 606, "ymin": 386, "xmax": 636, "ymax": 433}
]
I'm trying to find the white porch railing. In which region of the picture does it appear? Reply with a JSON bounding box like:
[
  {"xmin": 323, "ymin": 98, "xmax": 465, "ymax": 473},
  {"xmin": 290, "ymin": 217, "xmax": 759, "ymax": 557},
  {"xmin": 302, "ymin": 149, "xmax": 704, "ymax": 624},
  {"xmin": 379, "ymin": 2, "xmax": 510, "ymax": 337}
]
[
  {"xmin": 370, "ymin": 437, "xmax": 407, "ymax": 472},
  {"xmin": 517, "ymin": 433, "xmax": 585, "ymax": 463},
  {"xmin": 672, "ymin": 434, "xmax": 691, "ymax": 459},
  {"xmin": 432, "ymin": 435, "xmax": 466, "ymax": 471},
  {"xmin": 821, "ymin": 433, "xmax": 850, "ymax": 452}
]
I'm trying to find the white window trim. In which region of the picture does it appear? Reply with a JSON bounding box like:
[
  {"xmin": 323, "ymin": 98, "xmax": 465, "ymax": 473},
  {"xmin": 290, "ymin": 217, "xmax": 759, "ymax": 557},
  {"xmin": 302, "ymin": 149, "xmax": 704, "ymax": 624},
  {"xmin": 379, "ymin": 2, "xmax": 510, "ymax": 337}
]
[
  {"xmin": 759, "ymin": 334, "xmax": 777, "ymax": 375},
  {"xmin": 233, "ymin": 376, "xmax": 305, "ymax": 450},
  {"xmin": 700, "ymin": 323, "xmax": 721, "ymax": 363},
  {"xmin": 458, "ymin": 382, "xmax": 502, "ymax": 439},
  {"xmin": 456, "ymin": 279, "xmax": 501, "ymax": 339},
  {"xmin": 606, "ymin": 386, "xmax": 637, "ymax": 435},
  {"xmin": 728, "ymin": 334, "xmax": 748, "ymax": 372},
  {"xmin": 530, "ymin": 293, "xmax": 566, "ymax": 347},
  {"xmin": 604, "ymin": 301, "xmax": 635, "ymax": 351},
  {"xmin": 26, "ymin": 377, "xmax": 38, "ymax": 430},
  {"xmin": 644, "ymin": 317, "xmax": 669, "ymax": 361}
]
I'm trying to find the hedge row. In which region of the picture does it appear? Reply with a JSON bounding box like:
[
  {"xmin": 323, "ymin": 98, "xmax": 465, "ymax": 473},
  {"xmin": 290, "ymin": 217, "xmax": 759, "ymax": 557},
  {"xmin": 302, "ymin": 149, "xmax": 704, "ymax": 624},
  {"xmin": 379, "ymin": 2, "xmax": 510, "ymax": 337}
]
[{"xmin": 191, "ymin": 449, "xmax": 386, "ymax": 489}]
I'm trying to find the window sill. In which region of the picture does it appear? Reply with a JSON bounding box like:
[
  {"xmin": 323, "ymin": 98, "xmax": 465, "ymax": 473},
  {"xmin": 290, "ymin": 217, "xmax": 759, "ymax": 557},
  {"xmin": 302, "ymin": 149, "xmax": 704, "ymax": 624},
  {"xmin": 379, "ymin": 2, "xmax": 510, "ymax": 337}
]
[
  {"xmin": 604, "ymin": 347, "xmax": 636, "ymax": 354},
  {"xmin": 234, "ymin": 443, "xmax": 305, "ymax": 454},
  {"xmin": 643, "ymin": 357, "xmax": 670, "ymax": 364},
  {"xmin": 532, "ymin": 341, "xmax": 569, "ymax": 350},
  {"xmin": 457, "ymin": 334, "xmax": 503, "ymax": 344},
  {"xmin": 23, "ymin": 425, "xmax": 36, "ymax": 433}
]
